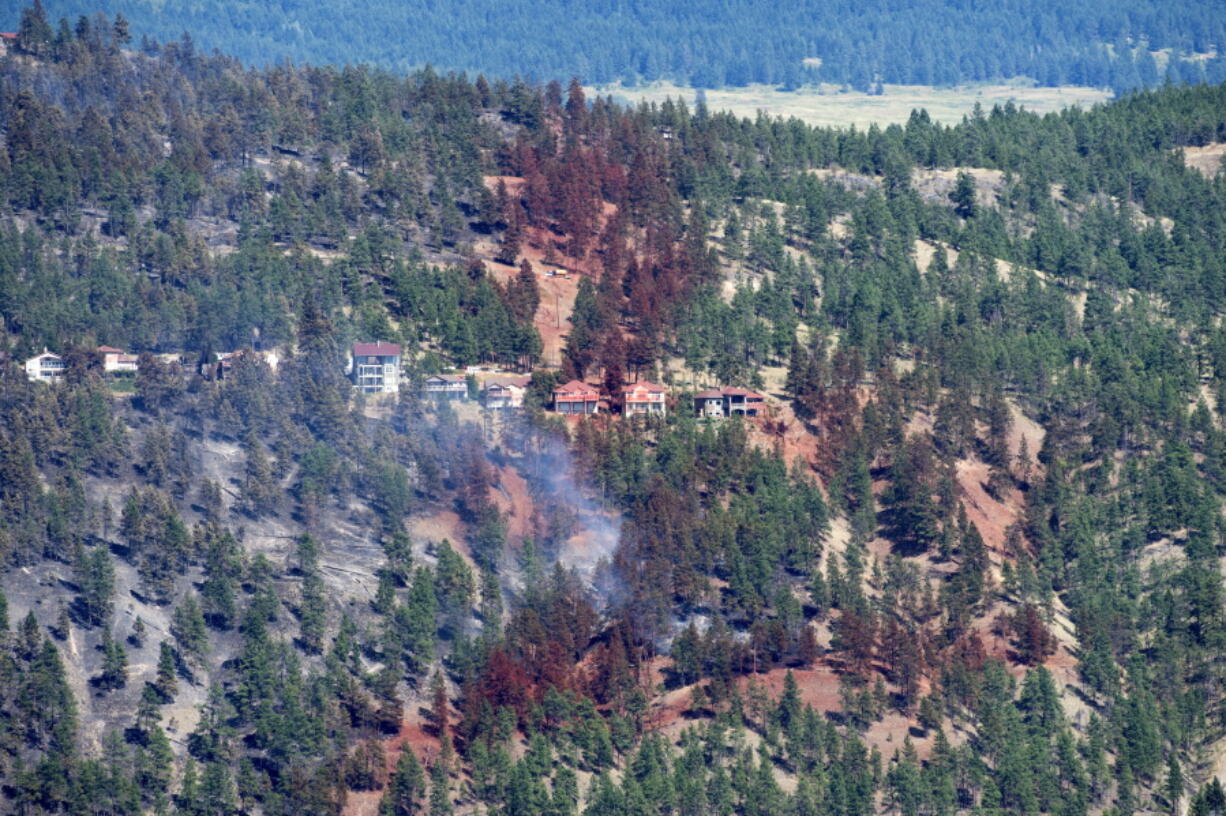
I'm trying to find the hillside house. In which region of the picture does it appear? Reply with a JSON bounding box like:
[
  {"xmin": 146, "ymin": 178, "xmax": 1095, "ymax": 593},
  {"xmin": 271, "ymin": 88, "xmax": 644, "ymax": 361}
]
[
  {"xmin": 482, "ymin": 375, "xmax": 529, "ymax": 410},
  {"xmin": 623, "ymin": 381, "xmax": 668, "ymax": 417},
  {"xmin": 695, "ymin": 386, "xmax": 766, "ymax": 418},
  {"xmin": 211, "ymin": 349, "xmax": 281, "ymax": 380},
  {"xmin": 97, "ymin": 346, "xmax": 139, "ymax": 374},
  {"xmin": 24, "ymin": 349, "xmax": 66, "ymax": 383},
  {"xmin": 351, "ymin": 342, "xmax": 401, "ymax": 394},
  {"xmin": 422, "ymin": 374, "xmax": 468, "ymax": 400},
  {"xmin": 552, "ymin": 380, "xmax": 601, "ymax": 415}
]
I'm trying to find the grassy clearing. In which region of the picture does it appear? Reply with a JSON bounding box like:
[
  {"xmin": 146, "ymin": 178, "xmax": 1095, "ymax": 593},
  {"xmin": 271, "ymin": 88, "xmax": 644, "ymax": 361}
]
[{"xmin": 591, "ymin": 80, "xmax": 1113, "ymax": 129}]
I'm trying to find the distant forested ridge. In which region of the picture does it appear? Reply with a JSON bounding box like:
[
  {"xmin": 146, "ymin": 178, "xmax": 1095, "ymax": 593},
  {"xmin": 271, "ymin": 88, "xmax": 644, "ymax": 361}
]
[{"xmin": 31, "ymin": 0, "xmax": 1226, "ymax": 92}]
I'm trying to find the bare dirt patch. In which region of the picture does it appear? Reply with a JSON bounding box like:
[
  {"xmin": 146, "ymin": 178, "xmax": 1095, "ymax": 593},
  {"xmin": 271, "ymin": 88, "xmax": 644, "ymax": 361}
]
[
  {"xmin": 491, "ymin": 463, "xmax": 535, "ymax": 544},
  {"xmin": 341, "ymin": 714, "xmax": 442, "ymax": 816},
  {"xmin": 1180, "ymin": 143, "xmax": 1226, "ymax": 178},
  {"xmin": 912, "ymin": 167, "xmax": 1005, "ymax": 208},
  {"xmin": 956, "ymin": 459, "xmax": 1023, "ymax": 562},
  {"xmin": 478, "ymin": 176, "xmax": 625, "ymax": 369}
]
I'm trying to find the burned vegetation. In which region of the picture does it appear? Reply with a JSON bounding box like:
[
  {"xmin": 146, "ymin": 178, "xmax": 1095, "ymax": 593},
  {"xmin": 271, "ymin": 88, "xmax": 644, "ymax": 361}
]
[{"xmin": 3, "ymin": 5, "xmax": 1226, "ymax": 815}]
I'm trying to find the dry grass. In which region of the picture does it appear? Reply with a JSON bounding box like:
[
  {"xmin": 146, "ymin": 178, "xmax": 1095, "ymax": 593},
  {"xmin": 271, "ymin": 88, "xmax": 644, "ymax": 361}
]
[
  {"xmin": 592, "ymin": 81, "xmax": 1112, "ymax": 129},
  {"xmin": 1180, "ymin": 143, "xmax": 1226, "ymax": 178}
]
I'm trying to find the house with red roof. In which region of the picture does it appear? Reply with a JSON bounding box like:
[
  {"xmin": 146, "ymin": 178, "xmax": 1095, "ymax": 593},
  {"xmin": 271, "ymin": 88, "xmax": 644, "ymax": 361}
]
[
  {"xmin": 97, "ymin": 346, "xmax": 140, "ymax": 375},
  {"xmin": 623, "ymin": 381, "xmax": 668, "ymax": 417},
  {"xmin": 351, "ymin": 342, "xmax": 401, "ymax": 394},
  {"xmin": 552, "ymin": 380, "xmax": 601, "ymax": 415},
  {"xmin": 694, "ymin": 386, "xmax": 765, "ymax": 418}
]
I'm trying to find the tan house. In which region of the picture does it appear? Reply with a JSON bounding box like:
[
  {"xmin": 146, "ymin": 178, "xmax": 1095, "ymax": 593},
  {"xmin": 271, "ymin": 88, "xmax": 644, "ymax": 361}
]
[
  {"xmin": 97, "ymin": 346, "xmax": 139, "ymax": 374},
  {"xmin": 423, "ymin": 373, "xmax": 469, "ymax": 400},
  {"xmin": 623, "ymin": 381, "xmax": 668, "ymax": 417},
  {"xmin": 482, "ymin": 375, "xmax": 530, "ymax": 410},
  {"xmin": 695, "ymin": 386, "xmax": 766, "ymax": 418}
]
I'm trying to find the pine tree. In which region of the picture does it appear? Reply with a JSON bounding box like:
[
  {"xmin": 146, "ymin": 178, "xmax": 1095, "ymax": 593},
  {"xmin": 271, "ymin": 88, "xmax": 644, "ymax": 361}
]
[
  {"xmin": 375, "ymin": 569, "xmax": 397, "ymax": 615},
  {"xmin": 951, "ymin": 171, "xmax": 978, "ymax": 219},
  {"xmin": 135, "ymin": 724, "xmax": 174, "ymax": 811},
  {"xmin": 428, "ymin": 758, "xmax": 453, "ymax": 816},
  {"xmin": 129, "ymin": 616, "xmax": 146, "ymax": 647},
  {"xmin": 171, "ymin": 595, "xmax": 208, "ymax": 667},
  {"xmin": 297, "ymin": 535, "xmax": 326, "ymax": 653},
  {"xmin": 381, "ymin": 749, "xmax": 426, "ymax": 816},
  {"xmin": 1166, "ymin": 754, "xmax": 1185, "ymax": 812},
  {"xmin": 74, "ymin": 545, "xmax": 115, "ymax": 627},
  {"xmin": 241, "ymin": 434, "xmax": 279, "ymax": 517},
  {"xmin": 98, "ymin": 629, "xmax": 128, "ymax": 690},
  {"xmin": 509, "ymin": 259, "xmax": 541, "ymax": 323},
  {"xmin": 431, "ymin": 670, "xmax": 449, "ymax": 735},
  {"xmin": 155, "ymin": 640, "xmax": 178, "ymax": 699}
]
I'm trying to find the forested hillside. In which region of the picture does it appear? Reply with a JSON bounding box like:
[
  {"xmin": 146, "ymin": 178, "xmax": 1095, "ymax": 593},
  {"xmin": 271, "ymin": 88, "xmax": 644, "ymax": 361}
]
[
  {"xmin": 27, "ymin": 0, "xmax": 1226, "ymax": 91},
  {"xmin": 6, "ymin": 7, "xmax": 1226, "ymax": 816}
]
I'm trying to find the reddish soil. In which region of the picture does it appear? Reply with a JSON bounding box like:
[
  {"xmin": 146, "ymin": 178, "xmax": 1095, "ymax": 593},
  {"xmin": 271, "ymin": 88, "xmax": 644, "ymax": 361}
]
[
  {"xmin": 408, "ymin": 509, "xmax": 467, "ymax": 548},
  {"xmin": 490, "ymin": 463, "xmax": 534, "ymax": 544},
  {"xmin": 408, "ymin": 509, "xmax": 480, "ymax": 574},
  {"xmin": 341, "ymin": 713, "xmax": 442, "ymax": 816},
  {"xmin": 479, "ymin": 175, "xmax": 623, "ymax": 368},
  {"xmin": 736, "ymin": 665, "xmax": 845, "ymax": 715},
  {"xmin": 751, "ymin": 402, "xmax": 824, "ymax": 478},
  {"xmin": 868, "ymin": 710, "xmax": 936, "ymax": 761},
  {"xmin": 956, "ymin": 458, "xmax": 1023, "ymax": 560}
]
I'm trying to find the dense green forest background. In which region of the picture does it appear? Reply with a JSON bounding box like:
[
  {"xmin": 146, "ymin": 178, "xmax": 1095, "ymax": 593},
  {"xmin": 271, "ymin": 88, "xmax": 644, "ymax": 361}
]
[
  {"xmin": 5, "ymin": 5, "xmax": 1226, "ymax": 815},
  {"xmin": 27, "ymin": 0, "xmax": 1226, "ymax": 91}
]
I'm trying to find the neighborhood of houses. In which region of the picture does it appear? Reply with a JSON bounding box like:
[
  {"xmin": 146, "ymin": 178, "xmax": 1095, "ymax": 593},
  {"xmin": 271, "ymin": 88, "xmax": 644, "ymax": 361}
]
[{"xmin": 21, "ymin": 342, "xmax": 768, "ymax": 420}]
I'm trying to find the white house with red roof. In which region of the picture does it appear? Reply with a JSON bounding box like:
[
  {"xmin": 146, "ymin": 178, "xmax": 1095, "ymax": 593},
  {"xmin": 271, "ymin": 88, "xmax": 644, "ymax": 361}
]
[
  {"xmin": 694, "ymin": 386, "xmax": 765, "ymax": 418},
  {"xmin": 623, "ymin": 381, "xmax": 668, "ymax": 417},
  {"xmin": 97, "ymin": 346, "xmax": 140, "ymax": 374},
  {"xmin": 351, "ymin": 342, "xmax": 401, "ymax": 394},
  {"xmin": 552, "ymin": 380, "xmax": 601, "ymax": 415}
]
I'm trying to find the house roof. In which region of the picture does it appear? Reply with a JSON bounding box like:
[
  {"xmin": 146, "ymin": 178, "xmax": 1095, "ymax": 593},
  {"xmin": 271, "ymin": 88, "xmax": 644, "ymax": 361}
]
[
  {"xmin": 96, "ymin": 345, "xmax": 125, "ymax": 354},
  {"xmin": 484, "ymin": 377, "xmax": 529, "ymax": 392},
  {"xmin": 625, "ymin": 382, "xmax": 667, "ymax": 401},
  {"xmin": 696, "ymin": 386, "xmax": 766, "ymax": 400},
  {"xmin": 353, "ymin": 341, "xmax": 401, "ymax": 357},
  {"xmin": 554, "ymin": 379, "xmax": 599, "ymax": 397},
  {"xmin": 483, "ymin": 375, "xmax": 530, "ymax": 388},
  {"xmin": 0, "ymin": 33, "xmax": 17, "ymax": 40},
  {"xmin": 425, "ymin": 374, "xmax": 467, "ymax": 384},
  {"xmin": 721, "ymin": 386, "xmax": 765, "ymax": 399},
  {"xmin": 31, "ymin": 350, "xmax": 61, "ymax": 361}
]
